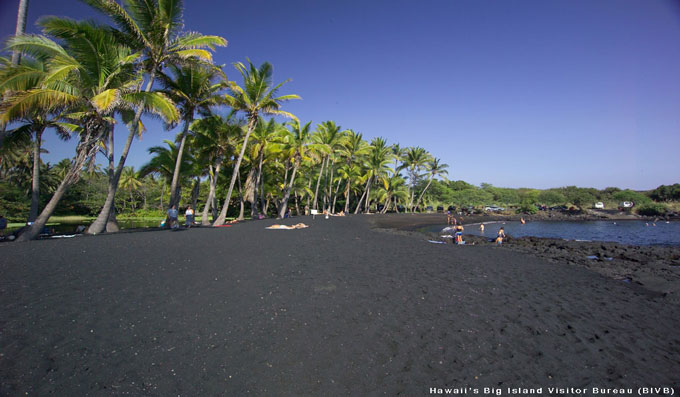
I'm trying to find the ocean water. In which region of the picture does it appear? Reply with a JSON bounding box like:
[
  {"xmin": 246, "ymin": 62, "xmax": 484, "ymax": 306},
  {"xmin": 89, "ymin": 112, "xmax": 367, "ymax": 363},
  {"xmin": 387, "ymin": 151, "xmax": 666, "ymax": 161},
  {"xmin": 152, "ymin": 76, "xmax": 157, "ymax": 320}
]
[{"xmin": 430, "ymin": 220, "xmax": 680, "ymax": 246}]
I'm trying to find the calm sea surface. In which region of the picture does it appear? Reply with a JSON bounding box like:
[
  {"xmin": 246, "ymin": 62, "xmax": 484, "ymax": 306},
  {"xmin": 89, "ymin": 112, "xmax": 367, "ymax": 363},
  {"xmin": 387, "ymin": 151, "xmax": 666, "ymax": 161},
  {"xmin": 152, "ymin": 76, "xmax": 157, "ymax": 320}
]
[{"xmin": 428, "ymin": 220, "xmax": 680, "ymax": 246}]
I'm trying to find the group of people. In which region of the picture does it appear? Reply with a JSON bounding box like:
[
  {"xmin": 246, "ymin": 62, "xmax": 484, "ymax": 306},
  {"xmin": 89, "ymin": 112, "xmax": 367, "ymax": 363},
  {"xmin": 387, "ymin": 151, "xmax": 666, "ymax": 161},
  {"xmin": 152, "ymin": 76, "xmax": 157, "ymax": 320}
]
[{"xmin": 164, "ymin": 205, "xmax": 195, "ymax": 229}]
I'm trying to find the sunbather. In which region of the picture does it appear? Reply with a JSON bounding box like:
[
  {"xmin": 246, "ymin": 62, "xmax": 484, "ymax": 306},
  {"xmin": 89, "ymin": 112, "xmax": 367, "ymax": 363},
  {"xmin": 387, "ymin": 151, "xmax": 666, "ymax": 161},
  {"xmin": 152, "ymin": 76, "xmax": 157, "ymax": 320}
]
[{"xmin": 266, "ymin": 223, "xmax": 309, "ymax": 230}]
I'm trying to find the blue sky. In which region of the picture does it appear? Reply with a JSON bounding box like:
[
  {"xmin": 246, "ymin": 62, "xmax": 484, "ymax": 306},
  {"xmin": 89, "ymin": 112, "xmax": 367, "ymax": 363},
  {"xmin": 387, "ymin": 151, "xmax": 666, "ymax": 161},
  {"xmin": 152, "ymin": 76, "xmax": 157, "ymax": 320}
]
[{"xmin": 2, "ymin": 0, "xmax": 679, "ymax": 190}]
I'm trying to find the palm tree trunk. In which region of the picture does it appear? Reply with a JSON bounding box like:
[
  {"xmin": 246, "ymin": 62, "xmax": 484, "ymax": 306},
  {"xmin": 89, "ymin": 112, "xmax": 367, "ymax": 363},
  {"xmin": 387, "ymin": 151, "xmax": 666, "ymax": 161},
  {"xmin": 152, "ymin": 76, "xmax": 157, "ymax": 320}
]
[
  {"xmin": 201, "ymin": 162, "xmax": 220, "ymax": 225},
  {"xmin": 28, "ymin": 127, "xmax": 44, "ymax": 222},
  {"xmin": 168, "ymin": 116, "xmax": 192, "ymax": 210},
  {"xmin": 277, "ymin": 159, "xmax": 299, "ymax": 218},
  {"xmin": 312, "ymin": 156, "xmax": 326, "ymax": 210},
  {"xmin": 354, "ymin": 177, "xmax": 371, "ymax": 214},
  {"xmin": 325, "ymin": 158, "xmax": 335, "ymax": 211},
  {"xmin": 86, "ymin": 72, "xmax": 157, "ymax": 234},
  {"xmin": 344, "ymin": 179, "xmax": 351, "ymax": 213},
  {"xmin": 381, "ymin": 194, "xmax": 391, "ymax": 213},
  {"xmin": 331, "ymin": 177, "xmax": 342, "ymax": 213},
  {"xmin": 214, "ymin": 116, "xmax": 257, "ymax": 225},
  {"xmin": 18, "ymin": 126, "xmax": 103, "ymax": 241},
  {"xmin": 190, "ymin": 177, "xmax": 200, "ymax": 210},
  {"xmin": 305, "ymin": 177, "xmax": 312, "ymax": 213},
  {"xmin": 11, "ymin": 0, "xmax": 29, "ymax": 65},
  {"xmin": 105, "ymin": 125, "xmax": 119, "ymax": 232},
  {"xmin": 414, "ymin": 176, "xmax": 433, "ymax": 213},
  {"xmin": 364, "ymin": 176, "xmax": 373, "ymax": 214},
  {"xmin": 294, "ymin": 193, "xmax": 300, "ymax": 216},
  {"xmin": 237, "ymin": 168, "xmax": 245, "ymax": 220},
  {"xmin": 394, "ymin": 197, "xmax": 400, "ymax": 213}
]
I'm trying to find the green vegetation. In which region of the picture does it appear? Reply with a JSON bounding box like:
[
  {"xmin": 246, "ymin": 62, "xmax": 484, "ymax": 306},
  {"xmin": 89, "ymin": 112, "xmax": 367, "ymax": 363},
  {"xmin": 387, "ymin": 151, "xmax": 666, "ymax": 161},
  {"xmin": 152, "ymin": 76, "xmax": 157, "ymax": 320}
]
[{"xmin": 0, "ymin": 1, "xmax": 677, "ymax": 239}]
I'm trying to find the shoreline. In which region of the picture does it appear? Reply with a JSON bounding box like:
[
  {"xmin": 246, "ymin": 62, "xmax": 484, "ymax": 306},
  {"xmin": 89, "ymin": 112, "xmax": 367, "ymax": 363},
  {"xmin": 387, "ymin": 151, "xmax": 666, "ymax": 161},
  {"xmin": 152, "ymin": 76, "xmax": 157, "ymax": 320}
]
[{"xmin": 369, "ymin": 213, "xmax": 680, "ymax": 305}]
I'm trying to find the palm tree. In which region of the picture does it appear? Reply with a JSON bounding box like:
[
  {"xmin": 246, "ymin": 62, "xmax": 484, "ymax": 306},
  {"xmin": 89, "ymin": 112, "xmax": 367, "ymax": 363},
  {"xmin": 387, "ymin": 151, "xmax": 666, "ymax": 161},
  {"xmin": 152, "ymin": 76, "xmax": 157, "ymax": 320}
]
[
  {"xmin": 214, "ymin": 60, "xmax": 300, "ymax": 225},
  {"xmin": 338, "ymin": 129, "xmax": 370, "ymax": 213},
  {"xmin": 248, "ymin": 118, "xmax": 285, "ymax": 217},
  {"xmin": 159, "ymin": 62, "xmax": 226, "ymax": 212},
  {"xmin": 191, "ymin": 114, "xmax": 242, "ymax": 224},
  {"xmin": 0, "ymin": 0, "xmax": 30, "ymax": 150},
  {"xmin": 355, "ymin": 137, "xmax": 391, "ymax": 214},
  {"xmin": 82, "ymin": 0, "xmax": 226, "ymax": 234},
  {"xmin": 310, "ymin": 121, "xmax": 344, "ymax": 211},
  {"xmin": 139, "ymin": 140, "xmax": 189, "ymax": 201},
  {"xmin": 0, "ymin": 57, "xmax": 75, "ymax": 222},
  {"xmin": 403, "ymin": 147, "xmax": 432, "ymax": 212},
  {"xmin": 414, "ymin": 158, "xmax": 449, "ymax": 211},
  {"xmin": 119, "ymin": 166, "xmax": 142, "ymax": 211},
  {"xmin": 2, "ymin": 22, "xmax": 177, "ymax": 241},
  {"xmin": 377, "ymin": 174, "xmax": 408, "ymax": 213},
  {"xmin": 277, "ymin": 119, "xmax": 312, "ymax": 218}
]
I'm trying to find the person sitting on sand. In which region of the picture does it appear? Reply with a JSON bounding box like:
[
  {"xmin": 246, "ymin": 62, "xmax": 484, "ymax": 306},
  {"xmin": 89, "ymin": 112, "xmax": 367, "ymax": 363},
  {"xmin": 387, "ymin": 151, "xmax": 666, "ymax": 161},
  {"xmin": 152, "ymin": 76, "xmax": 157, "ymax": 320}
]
[
  {"xmin": 266, "ymin": 223, "xmax": 309, "ymax": 230},
  {"xmin": 496, "ymin": 227, "xmax": 506, "ymax": 245},
  {"xmin": 167, "ymin": 205, "xmax": 179, "ymax": 229}
]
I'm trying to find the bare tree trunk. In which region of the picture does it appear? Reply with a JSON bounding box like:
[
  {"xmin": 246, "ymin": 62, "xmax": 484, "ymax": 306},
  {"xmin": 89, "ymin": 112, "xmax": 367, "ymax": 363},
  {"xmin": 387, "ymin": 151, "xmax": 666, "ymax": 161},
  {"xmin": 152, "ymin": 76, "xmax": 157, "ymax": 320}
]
[
  {"xmin": 214, "ymin": 116, "xmax": 256, "ymax": 225},
  {"xmin": 414, "ymin": 176, "xmax": 433, "ymax": 214},
  {"xmin": 18, "ymin": 126, "xmax": 103, "ymax": 241},
  {"xmin": 105, "ymin": 125, "xmax": 119, "ymax": 232},
  {"xmin": 201, "ymin": 162, "xmax": 220, "ymax": 225},
  {"xmin": 343, "ymin": 179, "xmax": 351, "ymax": 213},
  {"xmin": 331, "ymin": 176, "xmax": 342, "ymax": 213},
  {"xmin": 190, "ymin": 177, "xmax": 200, "ymax": 210},
  {"xmin": 168, "ymin": 117, "xmax": 192, "ymax": 210},
  {"xmin": 381, "ymin": 194, "xmax": 391, "ymax": 213},
  {"xmin": 236, "ymin": 168, "xmax": 245, "ymax": 221},
  {"xmin": 87, "ymin": 72, "xmax": 156, "ymax": 234},
  {"xmin": 277, "ymin": 160, "xmax": 299, "ymax": 218},
  {"xmin": 305, "ymin": 177, "xmax": 312, "ymax": 213},
  {"xmin": 11, "ymin": 0, "xmax": 29, "ymax": 65},
  {"xmin": 363, "ymin": 176, "xmax": 373, "ymax": 214},
  {"xmin": 312, "ymin": 156, "xmax": 326, "ymax": 210},
  {"xmin": 28, "ymin": 127, "xmax": 43, "ymax": 222},
  {"xmin": 354, "ymin": 177, "xmax": 370, "ymax": 214}
]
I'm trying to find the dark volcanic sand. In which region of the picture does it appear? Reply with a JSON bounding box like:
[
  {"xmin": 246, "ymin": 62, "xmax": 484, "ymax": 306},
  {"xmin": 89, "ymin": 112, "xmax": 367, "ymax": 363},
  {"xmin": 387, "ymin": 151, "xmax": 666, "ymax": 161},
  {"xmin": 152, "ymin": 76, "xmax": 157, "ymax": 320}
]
[{"xmin": 1, "ymin": 214, "xmax": 680, "ymax": 395}]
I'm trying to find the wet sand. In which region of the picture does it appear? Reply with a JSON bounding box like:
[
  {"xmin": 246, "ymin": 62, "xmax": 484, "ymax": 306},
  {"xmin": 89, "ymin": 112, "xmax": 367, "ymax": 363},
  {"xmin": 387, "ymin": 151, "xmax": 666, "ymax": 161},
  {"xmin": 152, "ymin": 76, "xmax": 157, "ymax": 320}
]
[{"xmin": 1, "ymin": 214, "xmax": 679, "ymax": 395}]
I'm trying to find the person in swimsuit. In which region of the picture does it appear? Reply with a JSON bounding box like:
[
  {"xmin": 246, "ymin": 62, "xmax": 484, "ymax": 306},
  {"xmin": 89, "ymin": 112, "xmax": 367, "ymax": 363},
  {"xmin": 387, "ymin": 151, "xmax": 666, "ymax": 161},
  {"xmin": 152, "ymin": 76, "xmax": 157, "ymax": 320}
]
[
  {"xmin": 455, "ymin": 224, "xmax": 464, "ymax": 244},
  {"xmin": 266, "ymin": 223, "xmax": 309, "ymax": 230},
  {"xmin": 496, "ymin": 227, "xmax": 506, "ymax": 245}
]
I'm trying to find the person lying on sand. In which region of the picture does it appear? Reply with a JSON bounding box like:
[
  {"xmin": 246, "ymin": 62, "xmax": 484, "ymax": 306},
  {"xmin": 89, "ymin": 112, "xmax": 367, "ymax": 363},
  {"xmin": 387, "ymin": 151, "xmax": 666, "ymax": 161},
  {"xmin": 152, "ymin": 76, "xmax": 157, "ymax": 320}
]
[
  {"xmin": 327, "ymin": 211, "xmax": 346, "ymax": 217},
  {"xmin": 266, "ymin": 223, "xmax": 309, "ymax": 230}
]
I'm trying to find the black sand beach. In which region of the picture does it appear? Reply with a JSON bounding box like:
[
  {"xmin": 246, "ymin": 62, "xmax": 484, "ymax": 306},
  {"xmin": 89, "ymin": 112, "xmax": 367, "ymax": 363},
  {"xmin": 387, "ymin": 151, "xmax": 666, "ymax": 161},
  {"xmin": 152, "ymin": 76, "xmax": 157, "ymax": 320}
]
[{"xmin": 1, "ymin": 214, "xmax": 679, "ymax": 395}]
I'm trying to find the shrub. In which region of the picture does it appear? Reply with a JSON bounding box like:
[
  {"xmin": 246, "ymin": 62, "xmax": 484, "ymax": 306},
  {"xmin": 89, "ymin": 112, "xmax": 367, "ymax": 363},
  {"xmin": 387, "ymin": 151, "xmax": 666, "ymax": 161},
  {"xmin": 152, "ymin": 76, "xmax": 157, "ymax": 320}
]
[
  {"xmin": 517, "ymin": 199, "xmax": 538, "ymax": 214},
  {"xmin": 636, "ymin": 203, "xmax": 668, "ymax": 216}
]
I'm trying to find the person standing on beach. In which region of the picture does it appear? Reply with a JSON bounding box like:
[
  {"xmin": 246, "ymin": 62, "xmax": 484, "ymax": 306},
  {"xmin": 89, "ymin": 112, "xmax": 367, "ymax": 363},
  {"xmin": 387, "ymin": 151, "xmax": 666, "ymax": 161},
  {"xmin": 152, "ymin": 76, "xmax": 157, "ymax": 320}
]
[
  {"xmin": 167, "ymin": 205, "xmax": 179, "ymax": 229},
  {"xmin": 455, "ymin": 224, "xmax": 464, "ymax": 244},
  {"xmin": 185, "ymin": 205, "xmax": 194, "ymax": 227},
  {"xmin": 496, "ymin": 227, "xmax": 506, "ymax": 245}
]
